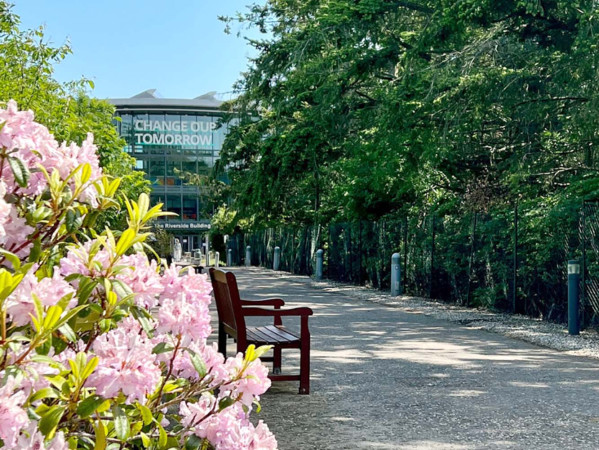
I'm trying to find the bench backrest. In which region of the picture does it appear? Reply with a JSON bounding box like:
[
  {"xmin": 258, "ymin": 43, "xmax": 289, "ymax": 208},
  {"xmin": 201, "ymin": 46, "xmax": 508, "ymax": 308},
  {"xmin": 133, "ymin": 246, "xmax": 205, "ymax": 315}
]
[{"xmin": 209, "ymin": 268, "xmax": 246, "ymax": 340}]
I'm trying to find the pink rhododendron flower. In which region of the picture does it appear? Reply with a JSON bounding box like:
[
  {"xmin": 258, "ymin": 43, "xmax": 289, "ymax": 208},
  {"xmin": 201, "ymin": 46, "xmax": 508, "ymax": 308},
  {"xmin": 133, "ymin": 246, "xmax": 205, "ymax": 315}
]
[
  {"xmin": 0, "ymin": 181, "xmax": 11, "ymax": 240},
  {"xmin": 160, "ymin": 264, "xmax": 212, "ymax": 302},
  {"xmin": 0, "ymin": 100, "xmax": 57, "ymax": 196},
  {"xmin": 14, "ymin": 423, "xmax": 69, "ymax": 450},
  {"xmin": 0, "ymin": 377, "xmax": 30, "ymax": 448},
  {"xmin": 0, "ymin": 101, "xmax": 102, "ymax": 201},
  {"xmin": 116, "ymin": 252, "xmax": 163, "ymax": 308},
  {"xmin": 180, "ymin": 401, "xmax": 277, "ymax": 450},
  {"xmin": 87, "ymin": 327, "xmax": 161, "ymax": 403},
  {"xmin": 251, "ymin": 422, "xmax": 278, "ymax": 450},
  {"xmin": 156, "ymin": 266, "xmax": 212, "ymax": 344},
  {"xmin": 0, "ymin": 208, "xmax": 33, "ymax": 259},
  {"xmin": 171, "ymin": 342, "xmax": 227, "ymax": 386},
  {"xmin": 222, "ymin": 352, "xmax": 271, "ymax": 406},
  {"xmin": 156, "ymin": 294, "xmax": 211, "ymax": 344},
  {"xmin": 59, "ymin": 239, "xmax": 113, "ymax": 281},
  {"xmin": 6, "ymin": 268, "xmax": 75, "ymax": 326}
]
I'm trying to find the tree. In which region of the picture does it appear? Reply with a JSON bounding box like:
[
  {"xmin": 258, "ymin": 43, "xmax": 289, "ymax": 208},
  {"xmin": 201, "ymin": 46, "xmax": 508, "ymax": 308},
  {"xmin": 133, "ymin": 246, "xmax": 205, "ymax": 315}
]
[
  {"xmin": 220, "ymin": 0, "xmax": 599, "ymax": 316},
  {"xmin": 0, "ymin": 2, "xmax": 149, "ymax": 229}
]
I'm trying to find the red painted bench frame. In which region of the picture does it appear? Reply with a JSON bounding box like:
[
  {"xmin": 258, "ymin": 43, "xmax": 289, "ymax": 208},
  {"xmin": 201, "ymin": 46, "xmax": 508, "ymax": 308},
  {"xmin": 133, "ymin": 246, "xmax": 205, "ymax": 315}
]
[{"xmin": 209, "ymin": 268, "xmax": 313, "ymax": 394}]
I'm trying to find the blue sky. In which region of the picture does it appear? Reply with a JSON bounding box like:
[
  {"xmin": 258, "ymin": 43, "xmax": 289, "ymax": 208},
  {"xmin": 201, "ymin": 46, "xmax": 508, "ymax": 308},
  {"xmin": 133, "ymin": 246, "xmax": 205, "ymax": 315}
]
[{"xmin": 12, "ymin": 1, "xmax": 263, "ymax": 100}]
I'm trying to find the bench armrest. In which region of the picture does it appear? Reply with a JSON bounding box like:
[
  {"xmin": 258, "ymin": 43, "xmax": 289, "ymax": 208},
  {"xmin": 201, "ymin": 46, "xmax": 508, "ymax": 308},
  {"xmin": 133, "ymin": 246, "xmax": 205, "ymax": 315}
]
[
  {"xmin": 241, "ymin": 306, "xmax": 313, "ymax": 317},
  {"xmin": 240, "ymin": 298, "xmax": 285, "ymax": 308}
]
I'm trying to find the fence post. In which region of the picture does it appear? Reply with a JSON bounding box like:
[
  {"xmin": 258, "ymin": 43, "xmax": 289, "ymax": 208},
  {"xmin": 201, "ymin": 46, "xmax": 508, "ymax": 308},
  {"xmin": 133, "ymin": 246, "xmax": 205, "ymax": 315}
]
[
  {"xmin": 215, "ymin": 251, "xmax": 219, "ymax": 268},
  {"xmin": 227, "ymin": 249, "xmax": 232, "ymax": 267},
  {"xmin": 391, "ymin": 253, "xmax": 402, "ymax": 296},
  {"xmin": 315, "ymin": 249, "xmax": 324, "ymax": 280},
  {"xmin": 274, "ymin": 246, "xmax": 281, "ymax": 271},
  {"xmin": 568, "ymin": 259, "xmax": 581, "ymax": 335}
]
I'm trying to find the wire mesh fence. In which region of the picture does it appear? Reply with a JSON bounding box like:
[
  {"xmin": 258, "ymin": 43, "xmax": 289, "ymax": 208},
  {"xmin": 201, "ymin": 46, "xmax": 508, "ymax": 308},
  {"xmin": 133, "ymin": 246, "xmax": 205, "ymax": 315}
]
[{"xmin": 228, "ymin": 201, "xmax": 593, "ymax": 325}]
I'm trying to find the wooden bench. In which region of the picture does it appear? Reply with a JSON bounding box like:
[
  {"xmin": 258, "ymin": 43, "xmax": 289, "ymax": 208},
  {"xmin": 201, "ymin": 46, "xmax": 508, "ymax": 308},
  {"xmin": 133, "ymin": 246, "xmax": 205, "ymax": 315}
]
[{"xmin": 209, "ymin": 268, "xmax": 313, "ymax": 394}]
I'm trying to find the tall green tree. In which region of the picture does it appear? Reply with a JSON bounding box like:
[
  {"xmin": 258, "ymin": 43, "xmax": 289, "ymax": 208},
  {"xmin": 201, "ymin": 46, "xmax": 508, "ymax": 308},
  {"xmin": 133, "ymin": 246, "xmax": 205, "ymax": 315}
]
[{"xmin": 221, "ymin": 0, "xmax": 599, "ymax": 222}]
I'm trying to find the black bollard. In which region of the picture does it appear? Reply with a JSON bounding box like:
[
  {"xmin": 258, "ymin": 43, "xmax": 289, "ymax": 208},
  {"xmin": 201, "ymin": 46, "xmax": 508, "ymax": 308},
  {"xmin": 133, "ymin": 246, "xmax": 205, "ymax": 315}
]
[{"xmin": 568, "ymin": 259, "xmax": 580, "ymax": 335}]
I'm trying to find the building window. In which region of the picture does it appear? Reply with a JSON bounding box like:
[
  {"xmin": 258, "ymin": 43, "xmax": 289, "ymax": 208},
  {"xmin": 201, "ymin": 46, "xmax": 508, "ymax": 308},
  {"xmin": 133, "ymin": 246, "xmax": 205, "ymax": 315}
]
[{"xmin": 166, "ymin": 194, "xmax": 182, "ymax": 217}]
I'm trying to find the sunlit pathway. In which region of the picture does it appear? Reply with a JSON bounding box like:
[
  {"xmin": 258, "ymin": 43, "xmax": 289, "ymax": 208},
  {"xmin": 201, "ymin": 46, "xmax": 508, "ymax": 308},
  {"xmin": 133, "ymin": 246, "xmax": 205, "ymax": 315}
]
[{"xmin": 211, "ymin": 268, "xmax": 599, "ymax": 450}]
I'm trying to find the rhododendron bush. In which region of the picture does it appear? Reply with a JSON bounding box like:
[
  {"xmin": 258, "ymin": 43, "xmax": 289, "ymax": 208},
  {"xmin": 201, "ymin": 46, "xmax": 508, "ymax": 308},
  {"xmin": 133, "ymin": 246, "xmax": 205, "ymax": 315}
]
[{"xmin": 0, "ymin": 101, "xmax": 277, "ymax": 449}]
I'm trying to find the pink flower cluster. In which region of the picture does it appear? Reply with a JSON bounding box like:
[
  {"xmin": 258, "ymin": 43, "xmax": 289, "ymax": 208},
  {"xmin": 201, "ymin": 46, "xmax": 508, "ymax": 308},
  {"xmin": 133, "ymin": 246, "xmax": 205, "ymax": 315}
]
[
  {"xmin": 0, "ymin": 376, "xmax": 66, "ymax": 448},
  {"xmin": 155, "ymin": 265, "xmax": 213, "ymax": 344},
  {"xmin": 180, "ymin": 400, "xmax": 277, "ymax": 450},
  {"xmin": 0, "ymin": 101, "xmax": 277, "ymax": 449},
  {"xmin": 14, "ymin": 423, "xmax": 68, "ymax": 450},
  {"xmin": 221, "ymin": 352, "xmax": 272, "ymax": 406},
  {"xmin": 87, "ymin": 327, "xmax": 161, "ymax": 404},
  {"xmin": 117, "ymin": 253, "xmax": 163, "ymax": 308},
  {"xmin": 170, "ymin": 342, "xmax": 228, "ymax": 385},
  {"xmin": 0, "ymin": 180, "xmax": 33, "ymax": 259},
  {"xmin": 6, "ymin": 267, "xmax": 76, "ymax": 326},
  {"xmin": 0, "ymin": 100, "xmax": 102, "ymax": 199},
  {"xmin": 0, "ymin": 377, "xmax": 29, "ymax": 448},
  {"xmin": 59, "ymin": 240, "xmax": 113, "ymax": 281}
]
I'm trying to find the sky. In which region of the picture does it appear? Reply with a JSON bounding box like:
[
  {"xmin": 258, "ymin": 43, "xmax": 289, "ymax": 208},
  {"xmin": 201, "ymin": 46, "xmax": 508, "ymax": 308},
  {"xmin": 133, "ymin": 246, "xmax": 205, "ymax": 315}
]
[{"xmin": 12, "ymin": 1, "xmax": 263, "ymax": 101}]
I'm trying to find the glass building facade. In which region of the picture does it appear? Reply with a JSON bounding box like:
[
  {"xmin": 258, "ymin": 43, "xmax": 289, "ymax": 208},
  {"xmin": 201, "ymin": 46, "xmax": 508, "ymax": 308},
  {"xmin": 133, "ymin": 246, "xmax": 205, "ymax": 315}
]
[{"xmin": 109, "ymin": 90, "xmax": 227, "ymax": 252}]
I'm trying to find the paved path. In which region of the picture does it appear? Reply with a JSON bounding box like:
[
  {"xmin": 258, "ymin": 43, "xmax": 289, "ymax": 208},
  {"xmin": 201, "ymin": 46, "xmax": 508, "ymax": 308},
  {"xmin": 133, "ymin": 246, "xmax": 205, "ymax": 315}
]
[{"xmin": 216, "ymin": 268, "xmax": 599, "ymax": 449}]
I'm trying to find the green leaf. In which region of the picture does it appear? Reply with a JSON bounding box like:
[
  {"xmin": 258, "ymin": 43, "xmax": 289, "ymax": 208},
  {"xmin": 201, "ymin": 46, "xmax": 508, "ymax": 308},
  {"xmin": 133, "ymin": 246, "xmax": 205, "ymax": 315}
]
[
  {"xmin": 81, "ymin": 356, "xmax": 99, "ymax": 380},
  {"xmin": 136, "ymin": 403, "xmax": 153, "ymax": 426},
  {"xmin": 8, "ymin": 156, "xmax": 30, "ymax": 188},
  {"xmin": 42, "ymin": 305, "xmax": 64, "ymax": 330},
  {"xmin": 189, "ymin": 351, "xmax": 207, "ymax": 378},
  {"xmin": 0, "ymin": 249, "xmax": 21, "ymax": 270},
  {"xmin": 112, "ymin": 405, "xmax": 130, "ymax": 441},
  {"xmin": 115, "ymin": 228, "xmax": 135, "ymax": 256},
  {"xmin": 28, "ymin": 387, "xmax": 59, "ymax": 403},
  {"xmin": 58, "ymin": 323, "xmax": 77, "ymax": 342},
  {"xmin": 185, "ymin": 434, "xmax": 203, "ymax": 450},
  {"xmin": 158, "ymin": 423, "xmax": 167, "ymax": 448},
  {"xmin": 28, "ymin": 238, "xmax": 43, "ymax": 263},
  {"xmin": 140, "ymin": 432, "xmax": 151, "ymax": 448},
  {"xmin": 65, "ymin": 209, "xmax": 83, "ymax": 233},
  {"xmin": 94, "ymin": 420, "xmax": 107, "ymax": 450},
  {"xmin": 77, "ymin": 395, "xmax": 108, "ymax": 418},
  {"xmin": 35, "ymin": 337, "xmax": 52, "ymax": 356},
  {"xmin": 39, "ymin": 405, "xmax": 65, "ymax": 438},
  {"xmin": 130, "ymin": 306, "xmax": 154, "ymax": 337},
  {"xmin": 244, "ymin": 344, "xmax": 255, "ymax": 362},
  {"xmin": 252, "ymin": 345, "xmax": 273, "ymax": 361},
  {"xmin": 77, "ymin": 279, "xmax": 99, "ymax": 304},
  {"xmin": 218, "ymin": 397, "xmax": 236, "ymax": 411},
  {"xmin": 151, "ymin": 342, "xmax": 174, "ymax": 355},
  {"xmin": 81, "ymin": 163, "xmax": 92, "ymax": 184}
]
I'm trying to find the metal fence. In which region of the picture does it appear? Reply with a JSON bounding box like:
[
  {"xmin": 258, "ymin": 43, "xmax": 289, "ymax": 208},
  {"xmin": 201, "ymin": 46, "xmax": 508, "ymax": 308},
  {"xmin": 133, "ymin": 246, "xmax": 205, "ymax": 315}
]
[
  {"xmin": 228, "ymin": 201, "xmax": 595, "ymax": 325},
  {"xmin": 582, "ymin": 201, "xmax": 599, "ymax": 327}
]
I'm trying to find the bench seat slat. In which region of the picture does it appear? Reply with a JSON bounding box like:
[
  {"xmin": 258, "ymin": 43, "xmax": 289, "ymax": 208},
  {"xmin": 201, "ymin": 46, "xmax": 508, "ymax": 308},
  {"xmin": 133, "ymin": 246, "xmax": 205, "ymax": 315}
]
[
  {"xmin": 260, "ymin": 325, "xmax": 299, "ymax": 342},
  {"xmin": 247, "ymin": 325, "xmax": 299, "ymax": 344}
]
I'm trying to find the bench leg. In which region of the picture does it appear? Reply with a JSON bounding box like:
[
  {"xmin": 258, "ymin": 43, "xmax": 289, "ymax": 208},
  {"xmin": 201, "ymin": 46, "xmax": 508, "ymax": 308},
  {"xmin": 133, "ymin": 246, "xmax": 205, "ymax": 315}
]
[
  {"xmin": 218, "ymin": 323, "xmax": 227, "ymax": 357},
  {"xmin": 299, "ymin": 339, "xmax": 310, "ymax": 395},
  {"xmin": 273, "ymin": 346, "xmax": 282, "ymax": 375}
]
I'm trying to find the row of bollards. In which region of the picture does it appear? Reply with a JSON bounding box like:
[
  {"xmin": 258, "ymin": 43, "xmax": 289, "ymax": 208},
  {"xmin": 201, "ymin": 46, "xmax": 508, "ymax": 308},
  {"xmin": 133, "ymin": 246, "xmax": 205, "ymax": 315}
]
[
  {"xmin": 239, "ymin": 246, "xmax": 583, "ymax": 335},
  {"xmin": 242, "ymin": 245, "xmax": 404, "ymax": 296}
]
